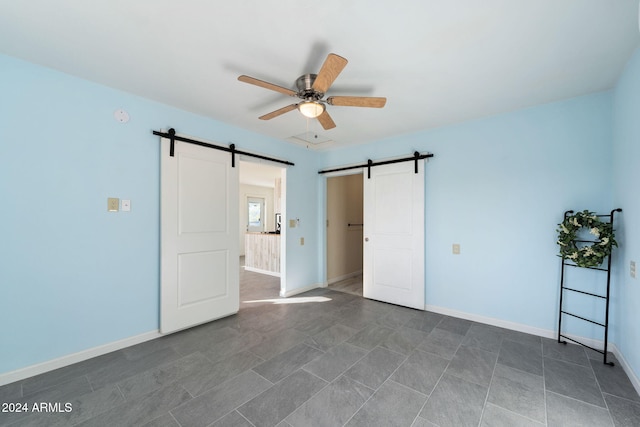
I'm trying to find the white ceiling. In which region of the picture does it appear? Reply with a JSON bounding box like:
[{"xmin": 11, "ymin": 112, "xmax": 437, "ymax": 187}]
[{"xmin": 1, "ymin": 1, "xmax": 638, "ymax": 150}]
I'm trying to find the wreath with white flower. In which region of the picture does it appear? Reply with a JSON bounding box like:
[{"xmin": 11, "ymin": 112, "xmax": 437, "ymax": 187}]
[{"xmin": 557, "ymin": 210, "xmax": 617, "ymax": 268}]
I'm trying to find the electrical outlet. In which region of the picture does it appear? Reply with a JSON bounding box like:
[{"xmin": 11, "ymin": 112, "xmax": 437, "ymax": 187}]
[
  {"xmin": 300, "ymin": 237, "xmax": 305, "ymax": 246},
  {"xmin": 631, "ymin": 260, "xmax": 636, "ymax": 279},
  {"xmin": 452, "ymin": 244, "xmax": 460, "ymax": 255},
  {"xmin": 107, "ymin": 197, "xmax": 119, "ymax": 212}
]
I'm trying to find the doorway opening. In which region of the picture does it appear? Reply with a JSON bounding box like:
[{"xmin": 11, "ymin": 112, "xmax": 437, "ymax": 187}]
[
  {"xmin": 239, "ymin": 160, "xmax": 287, "ymax": 297},
  {"xmin": 326, "ymin": 172, "xmax": 364, "ymax": 296}
]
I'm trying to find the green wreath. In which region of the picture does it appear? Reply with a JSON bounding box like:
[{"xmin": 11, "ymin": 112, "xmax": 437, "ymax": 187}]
[{"xmin": 557, "ymin": 210, "xmax": 617, "ymax": 268}]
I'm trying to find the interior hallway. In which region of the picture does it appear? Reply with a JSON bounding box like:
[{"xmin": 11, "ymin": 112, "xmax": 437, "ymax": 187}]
[
  {"xmin": 328, "ymin": 274, "xmax": 363, "ymax": 297},
  {"xmin": 1, "ymin": 269, "xmax": 639, "ymax": 426}
]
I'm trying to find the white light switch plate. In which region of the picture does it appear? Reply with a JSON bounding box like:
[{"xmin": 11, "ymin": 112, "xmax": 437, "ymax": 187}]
[{"xmin": 122, "ymin": 199, "xmax": 131, "ymax": 212}]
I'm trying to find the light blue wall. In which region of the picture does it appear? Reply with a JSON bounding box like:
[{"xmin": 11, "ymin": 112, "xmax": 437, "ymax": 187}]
[
  {"xmin": 320, "ymin": 92, "xmax": 613, "ymax": 339},
  {"xmin": 0, "ymin": 54, "xmax": 321, "ymax": 374},
  {"xmin": 612, "ymin": 47, "xmax": 640, "ymax": 381}
]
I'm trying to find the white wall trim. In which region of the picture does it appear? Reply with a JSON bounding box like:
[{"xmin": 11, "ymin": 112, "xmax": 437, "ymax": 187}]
[
  {"xmin": 0, "ymin": 330, "xmax": 162, "ymax": 387},
  {"xmin": 426, "ymin": 304, "xmax": 640, "ymax": 396},
  {"xmin": 280, "ymin": 282, "xmax": 324, "ymax": 298},
  {"xmin": 608, "ymin": 343, "xmax": 640, "ymax": 396},
  {"xmin": 243, "ymin": 266, "xmax": 281, "ymax": 277},
  {"xmin": 426, "ymin": 304, "xmax": 556, "ymax": 339}
]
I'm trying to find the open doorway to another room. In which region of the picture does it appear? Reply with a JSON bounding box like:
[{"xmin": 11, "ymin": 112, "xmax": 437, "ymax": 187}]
[
  {"xmin": 326, "ymin": 173, "xmax": 364, "ymax": 296},
  {"xmin": 239, "ymin": 160, "xmax": 286, "ymax": 298}
]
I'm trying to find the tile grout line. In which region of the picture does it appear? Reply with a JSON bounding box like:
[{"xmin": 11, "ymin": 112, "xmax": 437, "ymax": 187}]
[
  {"xmin": 85, "ymin": 374, "xmax": 94, "ymax": 393},
  {"xmin": 301, "ymin": 341, "xmax": 370, "ymax": 383},
  {"xmin": 586, "ymin": 353, "xmax": 616, "ymax": 426},
  {"xmin": 166, "ymin": 410, "xmax": 183, "ymax": 427},
  {"xmin": 476, "ymin": 339, "xmax": 501, "ymax": 427},
  {"xmin": 546, "ymin": 390, "xmax": 615, "ymax": 412},
  {"xmin": 279, "ymin": 369, "xmax": 331, "ymax": 424},
  {"xmin": 115, "ymin": 383, "xmax": 127, "ymax": 401},
  {"xmin": 235, "ymin": 410, "xmax": 257, "ymax": 427},
  {"xmin": 542, "ymin": 340, "xmax": 548, "ymax": 426},
  {"xmin": 412, "ymin": 359, "xmax": 451, "ymax": 426},
  {"xmin": 544, "ymin": 345, "xmax": 618, "ymax": 412},
  {"xmin": 601, "ymin": 391, "xmax": 640, "ymax": 405},
  {"xmin": 340, "ymin": 347, "xmax": 411, "ymax": 426},
  {"xmin": 413, "ymin": 324, "xmax": 463, "ymax": 426}
]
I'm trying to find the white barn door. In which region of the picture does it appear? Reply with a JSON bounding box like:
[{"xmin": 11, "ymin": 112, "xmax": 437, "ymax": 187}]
[
  {"xmin": 363, "ymin": 161, "xmax": 425, "ymax": 310},
  {"xmin": 160, "ymin": 136, "xmax": 239, "ymax": 334}
]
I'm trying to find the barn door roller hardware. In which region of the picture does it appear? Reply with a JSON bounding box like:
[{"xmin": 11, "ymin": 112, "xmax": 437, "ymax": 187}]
[
  {"xmin": 318, "ymin": 151, "xmax": 433, "ymax": 178},
  {"xmin": 153, "ymin": 128, "xmax": 295, "ymax": 167}
]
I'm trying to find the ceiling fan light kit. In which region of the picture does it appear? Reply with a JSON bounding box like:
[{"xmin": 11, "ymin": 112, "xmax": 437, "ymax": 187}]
[
  {"xmin": 238, "ymin": 53, "xmax": 386, "ymax": 130},
  {"xmin": 298, "ymin": 101, "xmax": 325, "ymax": 118}
]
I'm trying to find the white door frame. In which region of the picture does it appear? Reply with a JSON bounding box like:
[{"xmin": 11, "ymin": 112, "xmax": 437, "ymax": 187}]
[
  {"xmin": 322, "ymin": 168, "xmax": 365, "ymax": 289},
  {"xmin": 239, "ymin": 156, "xmax": 287, "ymax": 297}
]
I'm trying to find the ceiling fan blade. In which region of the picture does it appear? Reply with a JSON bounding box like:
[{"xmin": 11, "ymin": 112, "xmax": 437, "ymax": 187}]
[
  {"xmin": 312, "ymin": 53, "xmax": 348, "ymax": 93},
  {"xmin": 259, "ymin": 104, "xmax": 298, "ymax": 120},
  {"xmin": 327, "ymin": 96, "xmax": 387, "ymax": 108},
  {"xmin": 238, "ymin": 75, "xmax": 297, "ymax": 97},
  {"xmin": 317, "ymin": 110, "xmax": 336, "ymax": 130}
]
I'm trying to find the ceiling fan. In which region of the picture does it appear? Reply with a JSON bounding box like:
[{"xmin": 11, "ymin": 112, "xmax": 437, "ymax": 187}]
[{"xmin": 238, "ymin": 53, "xmax": 386, "ymax": 130}]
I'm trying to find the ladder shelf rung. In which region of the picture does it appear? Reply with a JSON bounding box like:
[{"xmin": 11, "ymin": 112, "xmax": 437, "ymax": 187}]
[
  {"xmin": 558, "ymin": 334, "xmax": 605, "ymax": 355},
  {"xmin": 561, "ymin": 287, "xmax": 606, "ymax": 299},
  {"xmin": 563, "ymin": 262, "xmax": 608, "ymax": 272},
  {"xmin": 560, "ymin": 311, "xmax": 605, "ymax": 327}
]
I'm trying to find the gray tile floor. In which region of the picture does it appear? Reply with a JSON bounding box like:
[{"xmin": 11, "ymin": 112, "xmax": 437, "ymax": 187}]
[{"xmin": 2, "ymin": 267, "xmax": 640, "ymax": 426}]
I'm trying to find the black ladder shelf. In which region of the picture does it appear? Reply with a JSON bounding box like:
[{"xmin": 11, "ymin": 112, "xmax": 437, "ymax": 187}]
[{"xmin": 557, "ymin": 208, "xmax": 622, "ymax": 366}]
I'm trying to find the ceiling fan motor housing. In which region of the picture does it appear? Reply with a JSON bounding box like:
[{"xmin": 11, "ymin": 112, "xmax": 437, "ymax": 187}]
[{"xmin": 296, "ymin": 74, "xmax": 323, "ymax": 100}]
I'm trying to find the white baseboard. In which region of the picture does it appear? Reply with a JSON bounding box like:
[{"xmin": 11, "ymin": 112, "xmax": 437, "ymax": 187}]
[
  {"xmin": 608, "ymin": 343, "xmax": 640, "ymax": 396},
  {"xmin": 426, "ymin": 304, "xmax": 640, "ymax": 396},
  {"xmin": 426, "ymin": 304, "xmax": 556, "ymax": 338},
  {"xmin": 0, "ymin": 330, "xmax": 162, "ymax": 387},
  {"xmin": 327, "ymin": 270, "xmax": 363, "ymax": 285},
  {"xmin": 280, "ymin": 283, "xmax": 323, "ymax": 298},
  {"xmin": 244, "ymin": 266, "xmax": 281, "ymax": 277}
]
